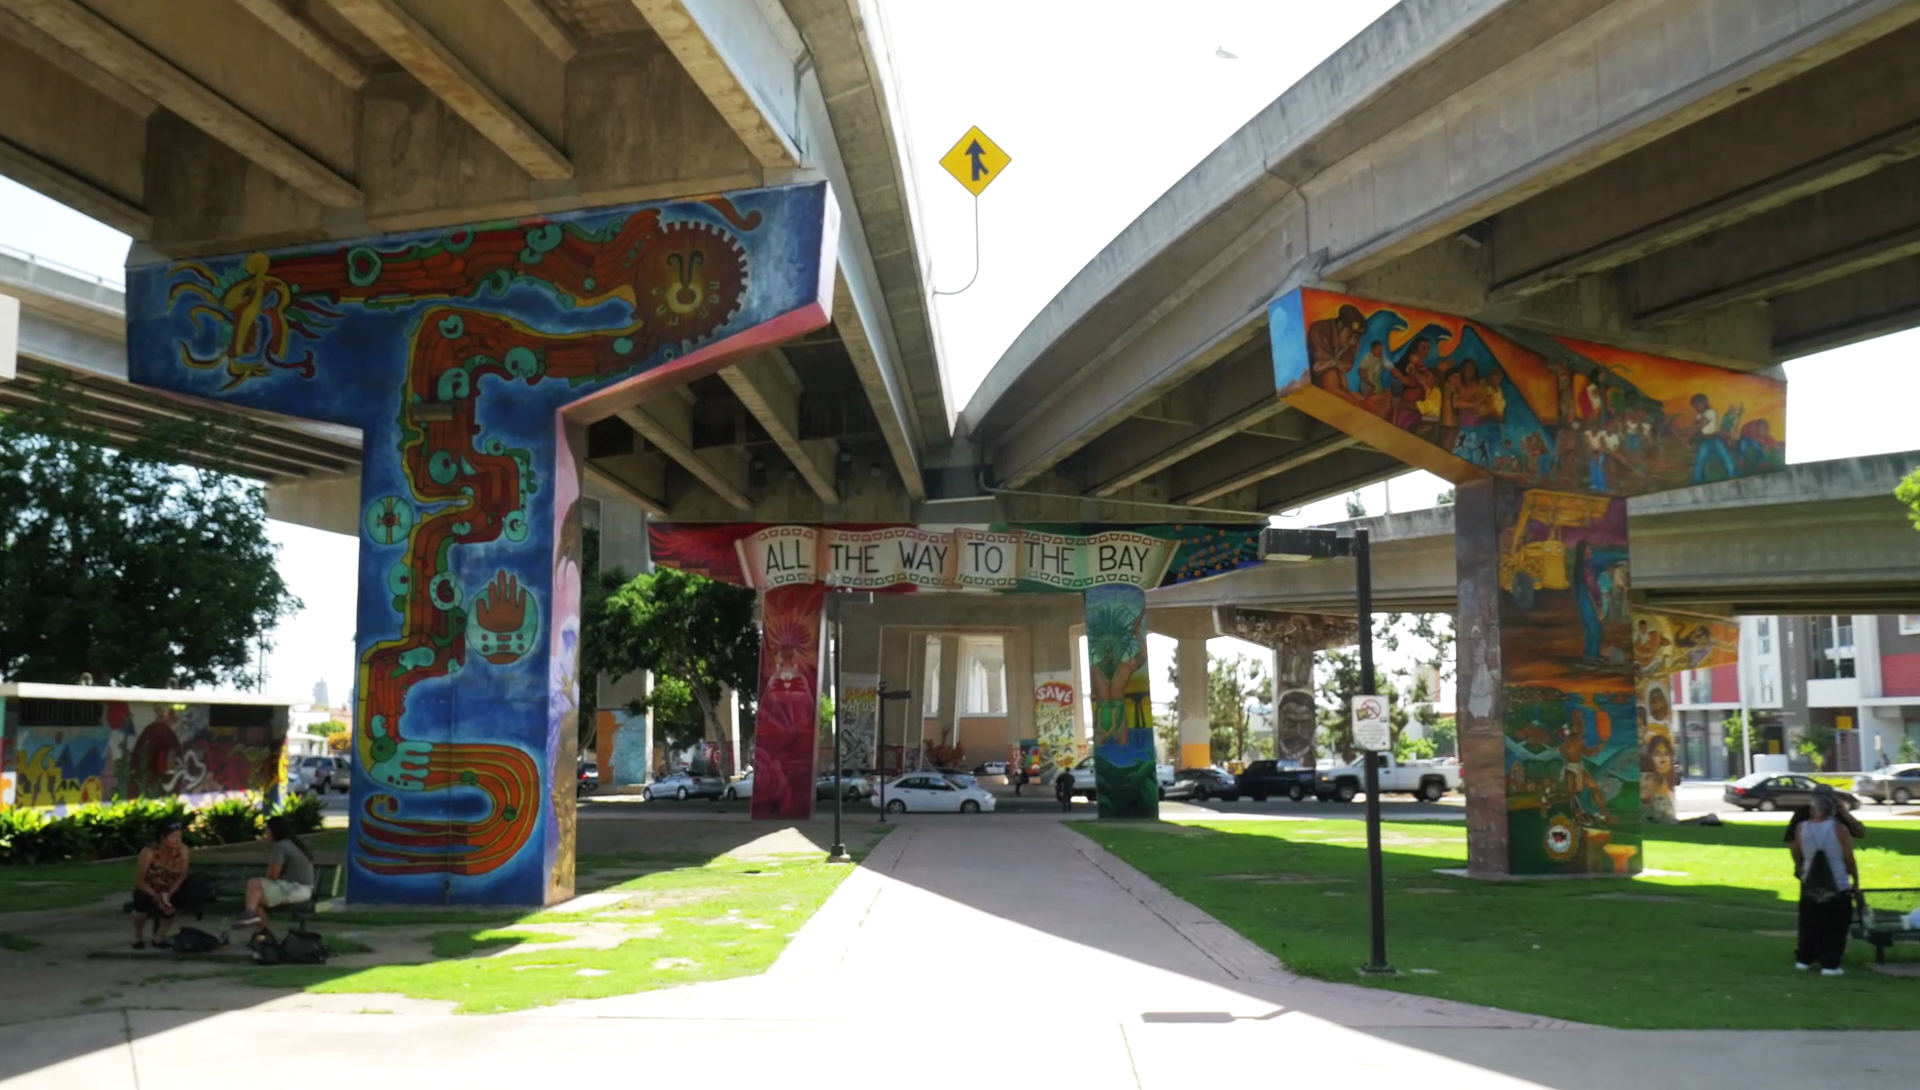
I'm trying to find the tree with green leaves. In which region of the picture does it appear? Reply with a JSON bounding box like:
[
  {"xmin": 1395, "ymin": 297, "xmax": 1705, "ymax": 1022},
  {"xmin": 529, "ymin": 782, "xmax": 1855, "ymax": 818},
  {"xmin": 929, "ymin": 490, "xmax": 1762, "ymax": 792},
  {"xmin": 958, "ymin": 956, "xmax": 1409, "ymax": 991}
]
[
  {"xmin": 0, "ymin": 373, "xmax": 298, "ymax": 688},
  {"xmin": 583, "ymin": 565, "xmax": 759, "ymax": 752},
  {"xmin": 1206, "ymin": 653, "xmax": 1267, "ymax": 764},
  {"xmin": 1899, "ymin": 465, "xmax": 1920, "ymax": 530}
]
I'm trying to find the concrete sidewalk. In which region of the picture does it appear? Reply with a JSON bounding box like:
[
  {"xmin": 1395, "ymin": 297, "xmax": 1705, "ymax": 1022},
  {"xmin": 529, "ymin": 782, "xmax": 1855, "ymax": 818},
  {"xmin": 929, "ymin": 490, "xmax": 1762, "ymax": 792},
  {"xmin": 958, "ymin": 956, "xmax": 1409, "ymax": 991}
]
[{"xmin": 3, "ymin": 816, "xmax": 1917, "ymax": 1088}]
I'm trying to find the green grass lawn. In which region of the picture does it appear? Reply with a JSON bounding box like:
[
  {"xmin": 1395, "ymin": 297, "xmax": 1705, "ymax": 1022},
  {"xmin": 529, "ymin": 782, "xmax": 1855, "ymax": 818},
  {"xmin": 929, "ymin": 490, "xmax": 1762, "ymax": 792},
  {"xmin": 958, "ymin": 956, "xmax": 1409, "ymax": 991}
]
[
  {"xmin": 228, "ymin": 849, "xmax": 867, "ymax": 1013},
  {"xmin": 1078, "ymin": 819, "xmax": 1920, "ymax": 1030}
]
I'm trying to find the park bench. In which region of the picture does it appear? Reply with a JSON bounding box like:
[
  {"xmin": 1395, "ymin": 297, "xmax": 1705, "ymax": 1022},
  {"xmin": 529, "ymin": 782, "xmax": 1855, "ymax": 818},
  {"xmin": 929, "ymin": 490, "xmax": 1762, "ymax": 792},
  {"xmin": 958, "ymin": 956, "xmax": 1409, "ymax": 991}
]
[
  {"xmin": 1851, "ymin": 887, "xmax": 1920, "ymax": 963},
  {"xmin": 180, "ymin": 861, "xmax": 345, "ymax": 931}
]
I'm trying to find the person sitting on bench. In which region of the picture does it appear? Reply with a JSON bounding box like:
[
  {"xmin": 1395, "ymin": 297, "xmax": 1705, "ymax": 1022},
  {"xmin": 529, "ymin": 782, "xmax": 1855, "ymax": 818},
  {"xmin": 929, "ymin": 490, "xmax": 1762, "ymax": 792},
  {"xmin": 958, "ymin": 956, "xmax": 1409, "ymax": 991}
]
[
  {"xmin": 131, "ymin": 822, "xmax": 189, "ymax": 949},
  {"xmin": 235, "ymin": 816, "xmax": 315, "ymax": 930}
]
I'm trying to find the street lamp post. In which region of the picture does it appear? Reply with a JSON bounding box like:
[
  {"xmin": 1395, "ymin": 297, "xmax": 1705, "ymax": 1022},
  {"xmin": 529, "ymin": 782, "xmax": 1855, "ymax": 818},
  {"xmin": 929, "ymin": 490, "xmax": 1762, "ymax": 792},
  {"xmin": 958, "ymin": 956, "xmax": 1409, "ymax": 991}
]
[
  {"xmin": 1260, "ymin": 525, "xmax": 1395, "ymax": 976},
  {"xmin": 827, "ymin": 582, "xmax": 851, "ymax": 864}
]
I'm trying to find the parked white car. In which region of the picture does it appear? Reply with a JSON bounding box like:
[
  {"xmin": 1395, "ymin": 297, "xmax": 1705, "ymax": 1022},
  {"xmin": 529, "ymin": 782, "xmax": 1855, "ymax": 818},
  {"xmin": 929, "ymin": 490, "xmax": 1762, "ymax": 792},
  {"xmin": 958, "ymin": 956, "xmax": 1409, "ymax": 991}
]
[
  {"xmin": 1314, "ymin": 754, "xmax": 1462, "ymax": 802},
  {"xmin": 871, "ymin": 773, "xmax": 996, "ymax": 814},
  {"xmin": 722, "ymin": 774, "xmax": 753, "ymax": 801}
]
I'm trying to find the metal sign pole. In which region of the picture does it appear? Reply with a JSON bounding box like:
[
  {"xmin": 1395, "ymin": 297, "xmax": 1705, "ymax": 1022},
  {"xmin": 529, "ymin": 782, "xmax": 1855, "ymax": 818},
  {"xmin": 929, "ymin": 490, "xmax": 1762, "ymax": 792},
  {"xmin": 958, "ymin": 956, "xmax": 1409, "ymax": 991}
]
[{"xmin": 1354, "ymin": 528, "xmax": 1394, "ymax": 976}]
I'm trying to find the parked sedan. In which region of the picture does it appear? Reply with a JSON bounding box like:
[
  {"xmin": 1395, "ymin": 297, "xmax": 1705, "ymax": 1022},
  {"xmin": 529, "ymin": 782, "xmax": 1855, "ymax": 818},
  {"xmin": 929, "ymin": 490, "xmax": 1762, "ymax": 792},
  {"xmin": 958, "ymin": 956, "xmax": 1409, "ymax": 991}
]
[
  {"xmin": 643, "ymin": 771, "xmax": 725, "ymax": 801},
  {"xmin": 972, "ymin": 761, "xmax": 1009, "ymax": 777},
  {"xmin": 870, "ymin": 774, "xmax": 996, "ymax": 814},
  {"xmin": 1724, "ymin": 772, "xmax": 1859, "ymax": 812},
  {"xmin": 1164, "ymin": 768, "xmax": 1240, "ymax": 802},
  {"xmin": 722, "ymin": 774, "xmax": 753, "ymax": 801},
  {"xmin": 1853, "ymin": 764, "xmax": 1920, "ymax": 805},
  {"xmin": 815, "ymin": 770, "xmax": 870, "ymax": 800}
]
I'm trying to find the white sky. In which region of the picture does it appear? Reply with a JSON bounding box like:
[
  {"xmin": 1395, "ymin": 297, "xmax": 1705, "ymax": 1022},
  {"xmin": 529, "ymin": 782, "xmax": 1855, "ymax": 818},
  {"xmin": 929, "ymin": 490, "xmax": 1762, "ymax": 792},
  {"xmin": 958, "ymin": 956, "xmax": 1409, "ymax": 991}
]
[{"xmin": 5, "ymin": 0, "xmax": 1920, "ymax": 707}]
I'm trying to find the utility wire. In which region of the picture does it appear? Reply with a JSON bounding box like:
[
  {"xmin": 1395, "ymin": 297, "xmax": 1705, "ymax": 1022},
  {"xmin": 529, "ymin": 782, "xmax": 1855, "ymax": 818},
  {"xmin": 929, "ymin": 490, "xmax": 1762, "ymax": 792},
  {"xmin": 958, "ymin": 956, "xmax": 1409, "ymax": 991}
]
[{"xmin": 933, "ymin": 197, "xmax": 980, "ymax": 297}]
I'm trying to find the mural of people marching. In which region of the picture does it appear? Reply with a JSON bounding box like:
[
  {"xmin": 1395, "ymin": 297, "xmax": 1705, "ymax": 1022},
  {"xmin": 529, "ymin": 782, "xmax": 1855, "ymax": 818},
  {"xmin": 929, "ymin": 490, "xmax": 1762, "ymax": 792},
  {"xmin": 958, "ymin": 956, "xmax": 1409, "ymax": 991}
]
[
  {"xmin": 126, "ymin": 184, "xmax": 837, "ymax": 905},
  {"xmin": 1271, "ymin": 287, "xmax": 1787, "ymax": 876}
]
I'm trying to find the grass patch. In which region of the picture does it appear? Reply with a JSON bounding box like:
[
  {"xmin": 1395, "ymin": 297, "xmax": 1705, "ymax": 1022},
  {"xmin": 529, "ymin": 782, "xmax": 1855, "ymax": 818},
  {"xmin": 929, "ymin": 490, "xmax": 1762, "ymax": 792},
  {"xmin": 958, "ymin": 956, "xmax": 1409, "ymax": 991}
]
[
  {"xmin": 325, "ymin": 936, "xmax": 374, "ymax": 955},
  {"xmin": 1079, "ymin": 818, "xmax": 1920, "ymax": 1030},
  {"xmin": 0, "ymin": 930, "xmax": 41, "ymax": 951},
  {"xmin": 429, "ymin": 929, "xmax": 568, "ymax": 958},
  {"xmin": 231, "ymin": 855, "xmax": 858, "ymax": 1013},
  {"xmin": 0, "ymin": 832, "xmax": 351, "ymax": 915}
]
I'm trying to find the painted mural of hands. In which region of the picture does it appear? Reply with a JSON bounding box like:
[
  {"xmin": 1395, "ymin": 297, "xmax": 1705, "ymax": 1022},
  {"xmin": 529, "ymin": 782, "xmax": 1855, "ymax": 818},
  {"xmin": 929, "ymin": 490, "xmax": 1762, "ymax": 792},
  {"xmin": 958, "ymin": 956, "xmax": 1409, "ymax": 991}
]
[
  {"xmin": 475, "ymin": 570, "xmax": 527, "ymax": 634},
  {"xmin": 368, "ymin": 739, "xmax": 435, "ymax": 791}
]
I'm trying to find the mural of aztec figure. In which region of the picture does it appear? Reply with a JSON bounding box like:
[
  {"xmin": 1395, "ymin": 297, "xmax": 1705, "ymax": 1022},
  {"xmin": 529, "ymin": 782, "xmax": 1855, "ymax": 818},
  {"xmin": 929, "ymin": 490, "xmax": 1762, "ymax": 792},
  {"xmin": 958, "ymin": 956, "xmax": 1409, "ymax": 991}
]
[
  {"xmin": 1272, "ymin": 288, "xmax": 1786, "ymax": 876},
  {"xmin": 754, "ymin": 583, "xmax": 825, "ymax": 821},
  {"xmin": 1084, "ymin": 584, "xmax": 1158, "ymax": 819},
  {"xmin": 126, "ymin": 184, "xmax": 836, "ymax": 904}
]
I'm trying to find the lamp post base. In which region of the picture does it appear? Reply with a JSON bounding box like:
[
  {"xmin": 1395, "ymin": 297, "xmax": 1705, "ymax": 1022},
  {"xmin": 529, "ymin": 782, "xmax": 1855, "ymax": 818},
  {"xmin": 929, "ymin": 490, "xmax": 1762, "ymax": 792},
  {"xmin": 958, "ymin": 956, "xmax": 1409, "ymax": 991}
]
[{"xmin": 826, "ymin": 844, "xmax": 853, "ymax": 864}]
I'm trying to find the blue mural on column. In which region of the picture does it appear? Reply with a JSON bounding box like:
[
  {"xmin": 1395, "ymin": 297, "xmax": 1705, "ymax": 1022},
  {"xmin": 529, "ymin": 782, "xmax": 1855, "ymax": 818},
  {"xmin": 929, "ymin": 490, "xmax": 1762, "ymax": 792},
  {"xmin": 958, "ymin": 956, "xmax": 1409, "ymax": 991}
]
[{"xmin": 125, "ymin": 183, "xmax": 837, "ymax": 904}]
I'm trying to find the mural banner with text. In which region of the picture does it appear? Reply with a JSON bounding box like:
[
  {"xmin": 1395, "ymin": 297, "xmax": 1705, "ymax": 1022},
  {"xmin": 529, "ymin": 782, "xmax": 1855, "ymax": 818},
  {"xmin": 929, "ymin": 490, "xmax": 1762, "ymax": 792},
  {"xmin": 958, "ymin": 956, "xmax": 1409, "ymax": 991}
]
[{"xmin": 650, "ymin": 523, "xmax": 1264, "ymax": 593}]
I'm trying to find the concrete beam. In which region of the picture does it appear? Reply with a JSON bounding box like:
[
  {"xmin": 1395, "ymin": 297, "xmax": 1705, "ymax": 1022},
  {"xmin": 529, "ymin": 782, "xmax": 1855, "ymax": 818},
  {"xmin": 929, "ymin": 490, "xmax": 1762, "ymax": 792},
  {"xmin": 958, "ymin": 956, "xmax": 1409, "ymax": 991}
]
[
  {"xmin": 1771, "ymin": 254, "xmax": 1920, "ymax": 358},
  {"xmin": 717, "ymin": 348, "xmax": 838, "ymax": 504},
  {"xmin": 326, "ymin": 0, "xmax": 572, "ymax": 181},
  {"xmin": 0, "ymin": 136, "xmax": 149, "ymax": 238},
  {"xmin": 499, "ymin": 0, "xmax": 575, "ymax": 63},
  {"xmin": 1170, "ymin": 433, "xmax": 1361, "ymax": 508},
  {"xmin": 0, "ymin": 5, "xmax": 154, "ymax": 117},
  {"xmin": 1490, "ymin": 22, "xmax": 1920, "ymax": 300},
  {"xmin": 233, "ymin": 0, "xmax": 368, "ymax": 90},
  {"xmin": 1081, "ymin": 346, "xmax": 1287, "ymax": 497},
  {"xmin": 0, "ymin": 0, "xmax": 362, "ymax": 207},
  {"xmin": 1254, "ymin": 447, "xmax": 1404, "ymax": 514},
  {"xmin": 1631, "ymin": 156, "xmax": 1920, "ymax": 323},
  {"xmin": 630, "ymin": 0, "xmax": 803, "ymax": 169},
  {"xmin": 833, "ymin": 273, "xmax": 925, "ymax": 499},
  {"xmin": 264, "ymin": 471, "xmax": 361, "ymax": 536},
  {"xmin": 616, "ymin": 399, "xmax": 752, "ymax": 511},
  {"xmin": 584, "ymin": 460, "xmax": 669, "ymax": 519}
]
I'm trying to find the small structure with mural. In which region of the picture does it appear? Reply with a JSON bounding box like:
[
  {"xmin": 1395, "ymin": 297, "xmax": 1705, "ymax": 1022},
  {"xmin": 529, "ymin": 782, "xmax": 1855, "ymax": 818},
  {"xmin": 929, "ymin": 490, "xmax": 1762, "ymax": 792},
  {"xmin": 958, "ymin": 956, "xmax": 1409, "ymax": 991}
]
[{"xmin": 0, "ymin": 684, "xmax": 292, "ymax": 815}]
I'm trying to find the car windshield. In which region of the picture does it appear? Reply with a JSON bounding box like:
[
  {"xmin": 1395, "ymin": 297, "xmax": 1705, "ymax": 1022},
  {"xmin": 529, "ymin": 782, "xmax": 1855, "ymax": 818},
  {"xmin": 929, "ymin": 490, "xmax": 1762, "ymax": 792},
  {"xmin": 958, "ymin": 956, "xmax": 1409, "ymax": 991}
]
[{"xmin": 1732, "ymin": 773, "xmax": 1770, "ymax": 787}]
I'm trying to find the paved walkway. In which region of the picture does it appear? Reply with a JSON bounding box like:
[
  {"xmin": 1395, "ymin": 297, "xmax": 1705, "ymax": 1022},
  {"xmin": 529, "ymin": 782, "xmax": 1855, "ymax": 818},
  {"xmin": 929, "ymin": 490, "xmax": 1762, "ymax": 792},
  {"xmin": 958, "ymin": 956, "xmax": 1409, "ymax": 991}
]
[{"xmin": 4, "ymin": 815, "xmax": 1917, "ymax": 1088}]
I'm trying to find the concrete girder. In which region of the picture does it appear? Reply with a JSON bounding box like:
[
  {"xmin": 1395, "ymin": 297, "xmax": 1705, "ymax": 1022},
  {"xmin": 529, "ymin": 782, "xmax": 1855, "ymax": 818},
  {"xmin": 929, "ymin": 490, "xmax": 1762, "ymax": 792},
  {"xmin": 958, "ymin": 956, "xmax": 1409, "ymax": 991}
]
[
  {"xmin": 264, "ymin": 471, "xmax": 361, "ymax": 537},
  {"xmin": 1078, "ymin": 344, "xmax": 1294, "ymax": 498},
  {"xmin": 1251, "ymin": 445, "xmax": 1403, "ymax": 514},
  {"xmin": 1489, "ymin": 21, "xmax": 1920, "ymax": 301},
  {"xmin": 0, "ymin": 0, "xmax": 362, "ymax": 207},
  {"xmin": 0, "ymin": 137, "xmax": 148, "ymax": 239},
  {"xmin": 629, "ymin": 0, "xmax": 805, "ymax": 169},
  {"xmin": 1629, "ymin": 155, "xmax": 1920, "ymax": 324},
  {"xmin": 0, "ymin": 5, "xmax": 154, "ymax": 117},
  {"xmin": 233, "ymin": 0, "xmax": 369, "ymax": 90},
  {"xmin": 1169, "ymin": 432, "xmax": 1362, "ymax": 508},
  {"xmin": 1771, "ymin": 254, "xmax": 1920, "ymax": 358},
  {"xmin": 617, "ymin": 396, "xmax": 752, "ymax": 512},
  {"xmin": 498, "ymin": 0, "xmax": 576, "ymax": 63},
  {"xmin": 832, "ymin": 274, "xmax": 925, "ymax": 500},
  {"xmin": 326, "ymin": 0, "xmax": 572, "ymax": 181},
  {"xmin": 584, "ymin": 459, "xmax": 670, "ymax": 519},
  {"xmin": 717, "ymin": 348, "xmax": 839, "ymax": 504}
]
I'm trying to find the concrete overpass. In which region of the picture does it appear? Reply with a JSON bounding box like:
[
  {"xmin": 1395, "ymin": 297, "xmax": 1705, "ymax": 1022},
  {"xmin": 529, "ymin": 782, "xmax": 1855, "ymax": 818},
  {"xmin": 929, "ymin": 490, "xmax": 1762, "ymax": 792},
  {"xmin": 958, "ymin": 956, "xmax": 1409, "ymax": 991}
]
[
  {"xmin": 1145, "ymin": 452, "xmax": 1920, "ymax": 617},
  {"xmin": 0, "ymin": 0, "xmax": 955, "ymax": 531},
  {"xmin": 959, "ymin": 0, "xmax": 1920, "ymax": 520}
]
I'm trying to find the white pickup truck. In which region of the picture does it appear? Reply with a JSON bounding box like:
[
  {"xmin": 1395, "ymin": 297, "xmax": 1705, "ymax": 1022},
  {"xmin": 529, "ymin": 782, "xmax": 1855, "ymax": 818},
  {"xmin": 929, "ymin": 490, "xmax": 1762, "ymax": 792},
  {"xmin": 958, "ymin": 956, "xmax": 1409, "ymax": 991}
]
[{"xmin": 1313, "ymin": 755, "xmax": 1461, "ymax": 802}]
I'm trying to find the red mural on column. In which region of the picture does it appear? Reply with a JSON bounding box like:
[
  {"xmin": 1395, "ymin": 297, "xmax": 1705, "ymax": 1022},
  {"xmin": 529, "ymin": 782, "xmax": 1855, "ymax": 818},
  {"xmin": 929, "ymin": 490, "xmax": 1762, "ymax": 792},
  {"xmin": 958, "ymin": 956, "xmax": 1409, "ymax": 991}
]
[{"xmin": 751, "ymin": 583, "xmax": 824, "ymax": 821}]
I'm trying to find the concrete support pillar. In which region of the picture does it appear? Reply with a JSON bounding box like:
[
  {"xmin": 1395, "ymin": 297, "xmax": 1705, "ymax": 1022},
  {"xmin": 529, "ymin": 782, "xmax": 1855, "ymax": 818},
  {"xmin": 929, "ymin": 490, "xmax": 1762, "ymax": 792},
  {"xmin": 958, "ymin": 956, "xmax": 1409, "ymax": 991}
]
[
  {"xmin": 878, "ymin": 623, "xmax": 915, "ymax": 775},
  {"xmin": 837, "ymin": 605, "xmax": 881, "ymax": 774},
  {"xmin": 716, "ymin": 687, "xmax": 739, "ymax": 778},
  {"xmin": 1084, "ymin": 585, "xmax": 1157, "ymax": 819},
  {"xmin": 751, "ymin": 584, "xmax": 825, "ymax": 821},
  {"xmin": 1212, "ymin": 608, "xmax": 1354, "ymax": 770},
  {"xmin": 1030, "ymin": 622, "xmax": 1078, "ymax": 776},
  {"xmin": 934, "ymin": 634, "xmax": 959, "ymax": 751},
  {"xmin": 1069, "ymin": 623, "xmax": 1088, "ymax": 751},
  {"xmin": 586, "ymin": 487, "xmax": 651, "ymax": 784},
  {"xmin": 1456, "ymin": 480, "xmax": 1638, "ymax": 878},
  {"xmin": 1175, "ymin": 637, "xmax": 1211, "ymax": 770}
]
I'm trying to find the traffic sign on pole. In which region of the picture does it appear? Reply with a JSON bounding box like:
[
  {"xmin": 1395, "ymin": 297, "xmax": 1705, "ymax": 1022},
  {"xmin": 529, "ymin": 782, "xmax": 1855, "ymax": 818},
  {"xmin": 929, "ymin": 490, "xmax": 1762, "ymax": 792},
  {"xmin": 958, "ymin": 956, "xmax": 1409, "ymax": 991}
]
[
  {"xmin": 939, "ymin": 126, "xmax": 1011, "ymax": 196},
  {"xmin": 1352, "ymin": 694, "xmax": 1390, "ymax": 752}
]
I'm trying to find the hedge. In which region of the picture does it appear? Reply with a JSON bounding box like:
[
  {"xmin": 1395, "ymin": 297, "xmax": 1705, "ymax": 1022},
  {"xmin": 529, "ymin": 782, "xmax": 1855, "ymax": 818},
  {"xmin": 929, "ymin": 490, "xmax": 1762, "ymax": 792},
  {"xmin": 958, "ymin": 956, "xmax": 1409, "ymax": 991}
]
[{"xmin": 0, "ymin": 792, "xmax": 325, "ymax": 866}]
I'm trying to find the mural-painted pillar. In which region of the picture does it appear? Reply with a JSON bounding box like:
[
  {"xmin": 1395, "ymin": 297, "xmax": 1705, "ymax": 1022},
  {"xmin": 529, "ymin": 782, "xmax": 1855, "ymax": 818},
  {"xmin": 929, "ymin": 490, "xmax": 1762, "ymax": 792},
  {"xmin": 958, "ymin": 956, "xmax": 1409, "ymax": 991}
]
[
  {"xmin": 1084, "ymin": 584, "xmax": 1157, "ymax": 819},
  {"xmin": 838, "ymin": 603, "xmax": 881, "ymax": 774},
  {"xmin": 1174, "ymin": 636, "xmax": 1211, "ymax": 770},
  {"xmin": 1212, "ymin": 608, "xmax": 1357, "ymax": 770},
  {"xmin": 751, "ymin": 583, "xmax": 825, "ymax": 821},
  {"xmin": 1269, "ymin": 286, "xmax": 1787, "ymax": 876},
  {"xmin": 1631, "ymin": 612, "xmax": 1740, "ymax": 823},
  {"xmin": 127, "ymin": 184, "xmax": 837, "ymax": 904}
]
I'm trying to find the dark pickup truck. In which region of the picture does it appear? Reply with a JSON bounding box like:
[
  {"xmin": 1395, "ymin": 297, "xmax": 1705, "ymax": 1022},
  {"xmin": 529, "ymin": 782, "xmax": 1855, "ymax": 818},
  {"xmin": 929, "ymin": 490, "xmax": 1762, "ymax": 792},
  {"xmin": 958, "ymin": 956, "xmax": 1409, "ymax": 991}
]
[{"xmin": 1235, "ymin": 759, "xmax": 1318, "ymax": 801}]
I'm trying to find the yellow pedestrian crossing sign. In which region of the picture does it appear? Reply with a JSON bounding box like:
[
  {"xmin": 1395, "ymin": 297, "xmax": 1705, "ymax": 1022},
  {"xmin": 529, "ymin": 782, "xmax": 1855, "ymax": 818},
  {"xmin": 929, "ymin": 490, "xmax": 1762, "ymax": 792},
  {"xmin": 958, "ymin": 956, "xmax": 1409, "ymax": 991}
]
[{"xmin": 939, "ymin": 126, "xmax": 1010, "ymax": 197}]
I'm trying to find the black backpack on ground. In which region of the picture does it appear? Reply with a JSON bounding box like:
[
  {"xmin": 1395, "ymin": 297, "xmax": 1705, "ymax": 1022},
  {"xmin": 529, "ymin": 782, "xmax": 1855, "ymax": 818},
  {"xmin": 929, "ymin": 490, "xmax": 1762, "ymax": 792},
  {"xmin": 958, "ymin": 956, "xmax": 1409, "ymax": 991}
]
[
  {"xmin": 174, "ymin": 873, "xmax": 220, "ymax": 917},
  {"xmin": 170, "ymin": 927, "xmax": 226, "ymax": 954},
  {"xmin": 250, "ymin": 927, "xmax": 328, "ymax": 966}
]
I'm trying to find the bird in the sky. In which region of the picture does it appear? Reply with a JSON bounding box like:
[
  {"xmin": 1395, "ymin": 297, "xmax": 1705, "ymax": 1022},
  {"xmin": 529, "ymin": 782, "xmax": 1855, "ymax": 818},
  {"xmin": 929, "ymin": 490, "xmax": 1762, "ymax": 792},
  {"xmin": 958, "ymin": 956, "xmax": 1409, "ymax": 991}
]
[{"xmin": 1215, "ymin": 46, "xmax": 1239, "ymax": 60}]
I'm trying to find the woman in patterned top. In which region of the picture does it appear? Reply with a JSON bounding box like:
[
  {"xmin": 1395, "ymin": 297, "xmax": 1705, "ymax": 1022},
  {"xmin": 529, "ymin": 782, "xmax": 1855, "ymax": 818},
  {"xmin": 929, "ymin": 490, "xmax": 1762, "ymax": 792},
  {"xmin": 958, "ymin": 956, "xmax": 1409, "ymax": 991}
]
[{"xmin": 131, "ymin": 823, "xmax": 190, "ymax": 950}]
